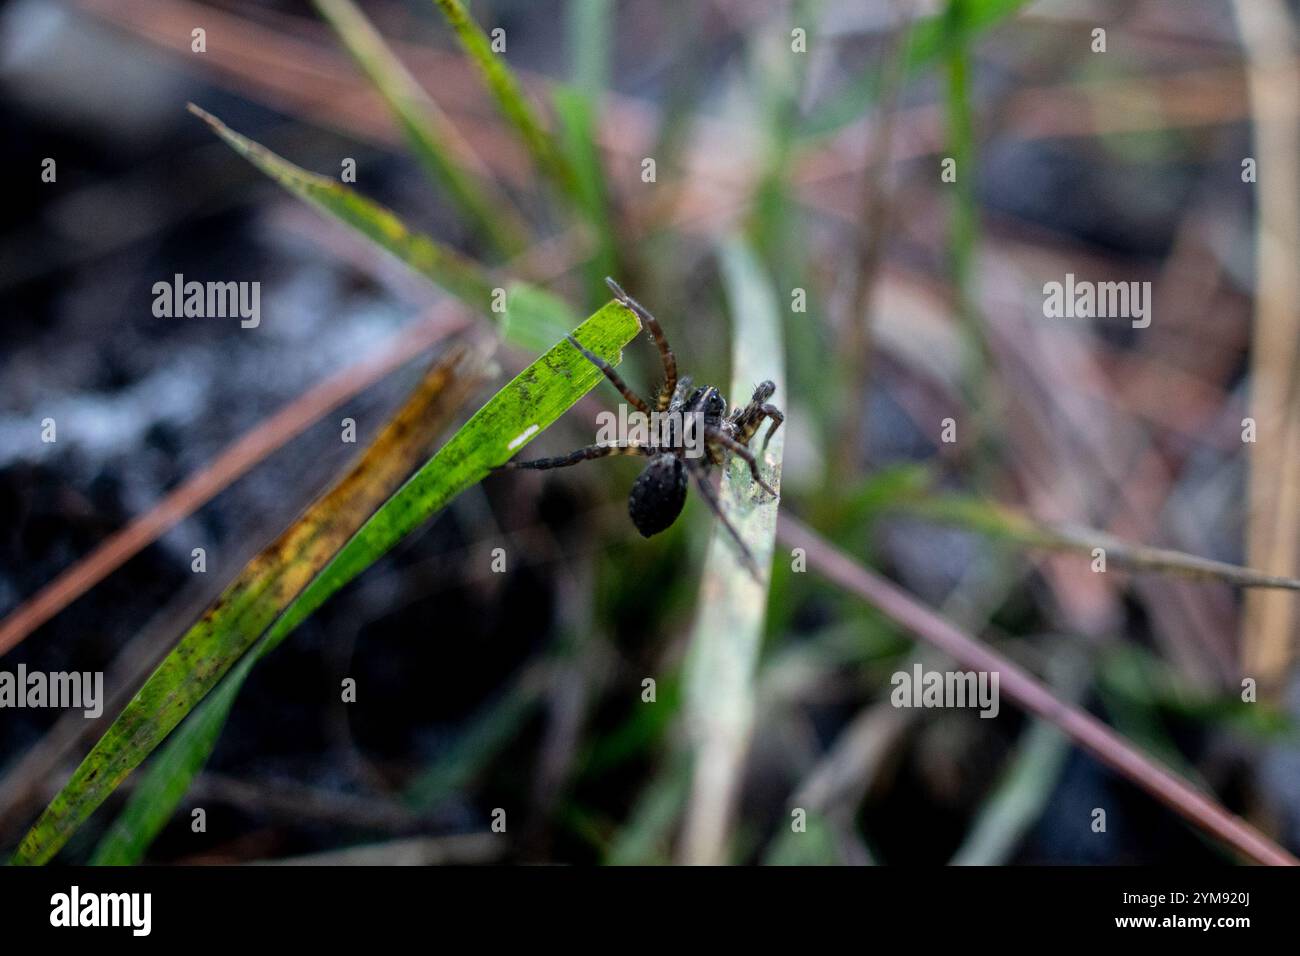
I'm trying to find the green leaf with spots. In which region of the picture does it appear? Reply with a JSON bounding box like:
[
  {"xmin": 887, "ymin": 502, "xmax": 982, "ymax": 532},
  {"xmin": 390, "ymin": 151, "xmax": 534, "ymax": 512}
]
[
  {"xmin": 255, "ymin": 300, "xmax": 640, "ymax": 659},
  {"xmin": 13, "ymin": 302, "xmax": 640, "ymax": 865},
  {"xmin": 14, "ymin": 345, "xmax": 487, "ymax": 865}
]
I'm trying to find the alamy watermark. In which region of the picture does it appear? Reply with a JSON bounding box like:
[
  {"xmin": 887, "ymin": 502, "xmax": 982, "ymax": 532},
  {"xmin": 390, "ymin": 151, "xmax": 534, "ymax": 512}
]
[
  {"xmin": 1043, "ymin": 273, "xmax": 1151, "ymax": 328},
  {"xmin": 0, "ymin": 665, "xmax": 103, "ymax": 718},
  {"xmin": 890, "ymin": 663, "xmax": 1000, "ymax": 719},
  {"xmin": 152, "ymin": 273, "xmax": 261, "ymax": 328},
  {"xmin": 51, "ymin": 886, "xmax": 151, "ymax": 936},
  {"xmin": 594, "ymin": 406, "xmax": 706, "ymax": 458}
]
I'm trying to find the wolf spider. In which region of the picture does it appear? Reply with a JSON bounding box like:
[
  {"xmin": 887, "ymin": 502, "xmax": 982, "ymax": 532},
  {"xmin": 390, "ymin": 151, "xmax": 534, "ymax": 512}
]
[{"xmin": 497, "ymin": 278, "xmax": 784, "ymax": 577}]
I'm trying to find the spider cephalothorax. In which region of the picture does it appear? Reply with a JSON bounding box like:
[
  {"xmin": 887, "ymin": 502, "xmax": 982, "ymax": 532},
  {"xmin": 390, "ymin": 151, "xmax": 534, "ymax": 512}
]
[{"xmin": 497, "ymin": 278, "xmax": 783, "ymax": 575}]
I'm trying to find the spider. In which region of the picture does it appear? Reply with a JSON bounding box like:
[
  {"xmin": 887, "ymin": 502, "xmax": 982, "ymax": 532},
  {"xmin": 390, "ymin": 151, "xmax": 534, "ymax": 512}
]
[{"xmin": 496, "ymin": 278, "xmax": 784, "ymax": 577}]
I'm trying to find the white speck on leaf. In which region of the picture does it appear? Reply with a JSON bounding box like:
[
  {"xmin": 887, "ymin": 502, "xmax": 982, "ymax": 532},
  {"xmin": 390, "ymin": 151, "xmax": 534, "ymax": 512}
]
[{"xmin": 507, "ymin": 424, "xmax": 540, "ymax": 450}]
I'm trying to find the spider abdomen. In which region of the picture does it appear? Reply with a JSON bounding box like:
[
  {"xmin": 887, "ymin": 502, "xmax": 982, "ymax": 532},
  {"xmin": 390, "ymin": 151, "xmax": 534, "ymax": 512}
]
[{"xmin": 628, "ymin": 453, "xmax": 688, "ymax": 538}]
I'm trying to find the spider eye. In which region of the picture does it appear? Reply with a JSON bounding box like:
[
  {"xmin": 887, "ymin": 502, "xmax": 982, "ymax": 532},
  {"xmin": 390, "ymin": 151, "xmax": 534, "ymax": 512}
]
[{"xmin": 703, "ymin": 389, "xmax": 727, "ymax": 418}]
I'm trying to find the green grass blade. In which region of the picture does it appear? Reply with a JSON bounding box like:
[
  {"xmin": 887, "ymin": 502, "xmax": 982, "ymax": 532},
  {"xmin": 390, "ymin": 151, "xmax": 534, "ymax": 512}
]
[
  {"xmin": 607, "ymin": 748, "xmax": 693, "ymax": 865},
  {"xmin": 950, "ymin": 656, "xmax": 1088, "ymax": 866},
  {"xmin": 942, "ymin": 0, "xmax": 994, "ymax": 452},
  {"xmin": 553, "ymin": 86, "xmax": 619, "ymax": 300},
  {"xmin": 94, "ymin": 629, "xmax": 537, "ymax": 864},
  {"xmin": 312, "ymin": 0, "xmax": 529, "ymax": 256},
  {"xmin": 762, "ymin": 813, "xmax": 847, "ymax": 865},
  {"xmin": 90, "ymin": 654, "xmax": 251, "ymax": 865},
  {"xmin": 258, "ymin": 299, "xmax": 637, "ymax": 653},
  {"xmin": 745, "ymin": 0, "xmax": 814, "ymax": 269},
  {"xmin": 501, "ymin": 281, "xmax": 583, "ymax": 354},
  {"xmin": 190, "ymin": 104, "xmax": 579, "ymax": 350},
  {"xmin": 402, "ymin": 667, "xmax": 545, "ymax": 809},
  {"xmin": 949, "ymin": 718, "xmax": 1070, "ymax": 865},
  {"xmin": 12, "ymin": 302, "xmax": 640, "ymax": 865},
  {"xmin": 560, "ymin": 0, "xmax": 617, "ymax": 295},
  {"xmin": 189, "ymin": 104, "xmax": 495, "ymax": 309},
  {"xmin": 679, "ymin": 237, "xmax": 786, "ymax": 865},
  {"xmin": 429, "ymin": 0, "xmax": 582, "ymax": 203},
  {"xmin": 14, "ymin": 345, "xmax": 488, "ymax": 865},
  {"xmin": 801, "ymin": 0, "xmax": 1031, "ymax": 139}
]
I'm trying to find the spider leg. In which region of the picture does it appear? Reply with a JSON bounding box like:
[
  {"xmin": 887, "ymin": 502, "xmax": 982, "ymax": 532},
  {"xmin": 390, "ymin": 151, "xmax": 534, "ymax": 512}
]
[
  {"xmin": 705, "ymin": 427, "xmax": 778, "ymax": 497},
  {"xmin": 567, "ymin": 334, "xmax": 651, "ymax": 416},
  {"xmin": 687, "ymin": 461, "xmax": 762, "ymax": 580},
  {"xmin": 727, "ymin": 402, "xmax": 784, "ymax": 451},
  {"xmin": 758, "ymin": 404, "xmax": 784, "ymax": 451},
  {"xmin": 605, "ymin": 277, "xmax": 677, "ymax": 412},
  {"xmin": 496, "ymin": 442, "xmax": 653, "ymax": 471}
]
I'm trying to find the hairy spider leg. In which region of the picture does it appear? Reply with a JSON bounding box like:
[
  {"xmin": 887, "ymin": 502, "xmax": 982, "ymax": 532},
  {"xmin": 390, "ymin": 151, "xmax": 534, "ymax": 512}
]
[
  {"xmin": 687, "ymin": 459, "xmax": 762, "ymax": 580},
  {"xmin": 498, "ymin": 442, "xmax": 654, "ymax": 471},
  {"xmin": 605, "ymin": 277, "xmax": 677, "ymax": 412},
  {"xmin": 705, "ymin": 427, "xmax": 778, "ymax": 497},
  {"xmin": 567, "ymin": 334, "xmax": 651, "ymax": 416},
  {"xmin": 728, "ymin": 382, "xmax": 784, "ymax": 452}
]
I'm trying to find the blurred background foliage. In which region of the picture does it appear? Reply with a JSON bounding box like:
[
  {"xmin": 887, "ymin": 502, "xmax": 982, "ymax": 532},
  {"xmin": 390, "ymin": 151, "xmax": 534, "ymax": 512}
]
[{"xmin": 1, "ymin": 0, "xmax": 1298, "ymax": 865}]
